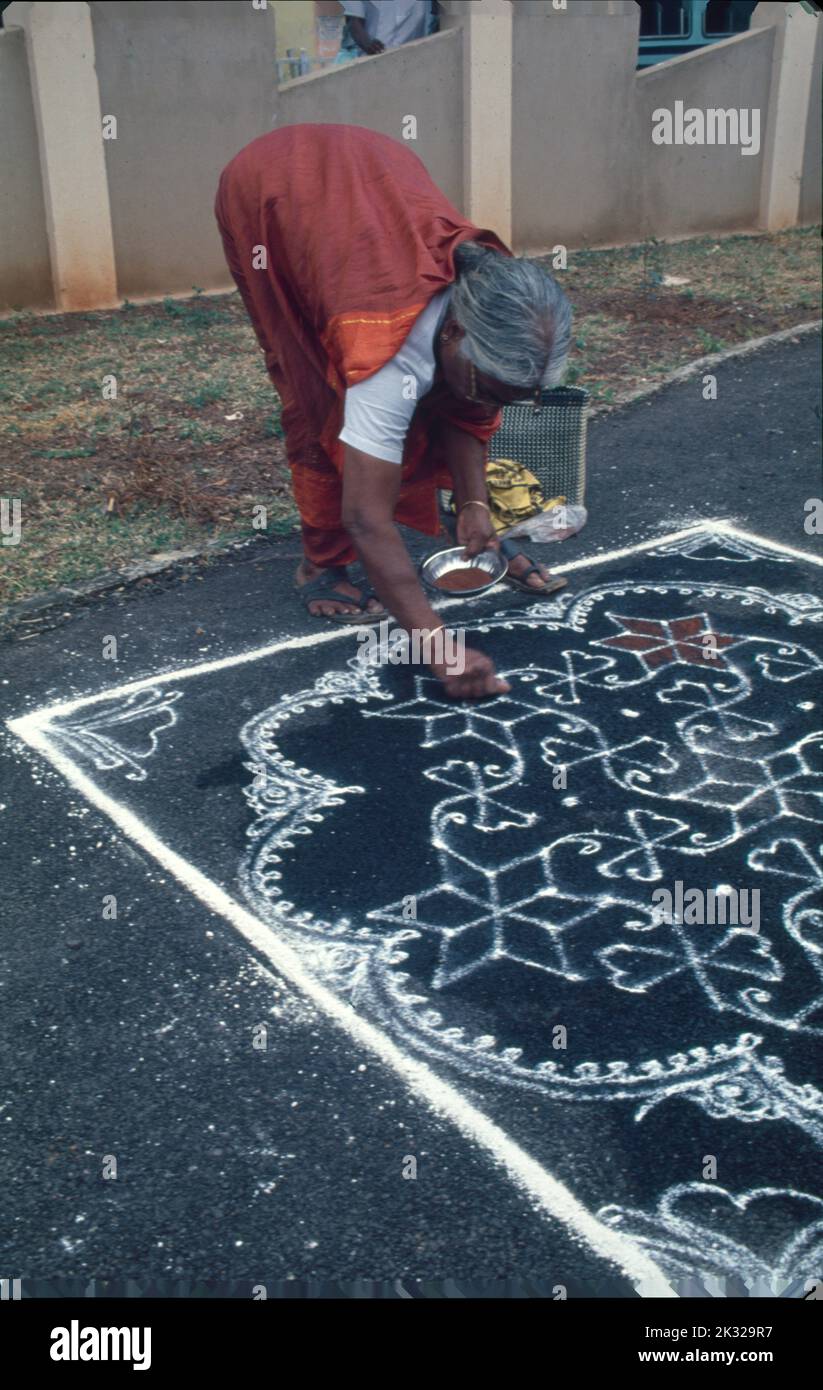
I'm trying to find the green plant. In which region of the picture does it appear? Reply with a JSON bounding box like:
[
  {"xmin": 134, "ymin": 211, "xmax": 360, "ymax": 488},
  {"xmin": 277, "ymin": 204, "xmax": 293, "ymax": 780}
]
[
  {"xmin": 188, "ymin": 381, "xmax": 227, "ymax": 408},
  {"xmin": 639, "ymin": 237, "xmax": 666, "ymax": 295},
  {"xmin": 696, "ymin": 329, "xmax": 726, "ymax": 354},
  {"xmin": 37, "ymin": 446, "xmax": 98, "ymax": 460}
]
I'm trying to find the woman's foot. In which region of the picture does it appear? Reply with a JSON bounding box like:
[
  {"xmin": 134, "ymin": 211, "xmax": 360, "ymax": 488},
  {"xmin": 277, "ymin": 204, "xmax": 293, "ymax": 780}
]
[
  {"xmin": 505, "ymin": 551, "xmax": 565, "ymax": 591},
  {"xmin": 295, "ymin": 560, "xmax": 386, "ymax": 618}
]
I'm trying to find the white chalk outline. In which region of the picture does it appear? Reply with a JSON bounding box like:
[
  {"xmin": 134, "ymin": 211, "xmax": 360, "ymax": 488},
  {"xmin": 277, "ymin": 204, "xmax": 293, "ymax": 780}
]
[{"xmin": 7, "ymin": 521, "xmax": 822, "ymax": 1296}]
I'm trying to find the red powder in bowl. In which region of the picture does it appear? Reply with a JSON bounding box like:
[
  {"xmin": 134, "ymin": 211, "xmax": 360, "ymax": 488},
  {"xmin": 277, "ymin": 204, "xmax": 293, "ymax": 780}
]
[{"xmin": 435, "ymin": 567, "xmax": 488, "ymax": 592}]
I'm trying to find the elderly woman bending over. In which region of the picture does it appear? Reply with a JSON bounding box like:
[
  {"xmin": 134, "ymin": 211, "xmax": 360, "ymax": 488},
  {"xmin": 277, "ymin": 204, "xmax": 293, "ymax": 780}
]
[{"xmin": 216, "ymin": 123, "xmax": 572, "ymax": 701}]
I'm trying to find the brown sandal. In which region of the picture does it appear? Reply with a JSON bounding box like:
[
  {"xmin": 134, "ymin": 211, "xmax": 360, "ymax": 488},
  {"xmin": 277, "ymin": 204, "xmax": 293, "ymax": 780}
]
[
  {"xmin": 499, "ymin": 539, "xmax": 568, "ymax": 596},
  {"xmin": 295, "ymin": 567, "xmax": 387, "ymax": 624}
]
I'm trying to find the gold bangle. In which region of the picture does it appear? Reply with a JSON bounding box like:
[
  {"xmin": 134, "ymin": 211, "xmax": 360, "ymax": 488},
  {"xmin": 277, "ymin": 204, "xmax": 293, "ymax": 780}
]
[{"xmin": 458, "ymin": 499, "xmax": 491, "ymax": 517}]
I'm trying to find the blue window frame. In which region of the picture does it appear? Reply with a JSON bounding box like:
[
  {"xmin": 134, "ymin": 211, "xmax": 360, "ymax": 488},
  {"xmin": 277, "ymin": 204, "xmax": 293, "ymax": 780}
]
[{"xmin": 636, "ymin": 0, "xmax": 758, "ymax": 67}]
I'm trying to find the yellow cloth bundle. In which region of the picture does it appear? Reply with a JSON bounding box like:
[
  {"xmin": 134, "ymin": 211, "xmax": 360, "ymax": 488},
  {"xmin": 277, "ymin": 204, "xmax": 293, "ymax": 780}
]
[{"xmin": 449, "ymin": 458, "xmax": 565, "ymax": 534}]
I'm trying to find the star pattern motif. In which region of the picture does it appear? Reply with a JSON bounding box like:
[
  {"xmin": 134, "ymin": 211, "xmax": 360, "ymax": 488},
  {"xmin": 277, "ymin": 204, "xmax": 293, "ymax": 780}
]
[
  {"xmin": 238, "ymin": 560, "xmax": 823, "ymax": 1050},
  {"xmin": 361, "ymin": 603, "xmax": 822, "ymax": 1025},
  {"xmin": 238, "ymin": 553, "xmax": 823, "ymax": 1246},
  {"xmin": 595, "ymin": 613, "xmax": 738, "ymax": 670}
]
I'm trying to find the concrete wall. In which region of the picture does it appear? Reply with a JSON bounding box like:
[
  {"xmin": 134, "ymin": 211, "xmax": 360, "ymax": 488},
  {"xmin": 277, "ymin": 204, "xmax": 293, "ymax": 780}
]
[
  {"xmin": 0, "ymin": 24, "xmax": 53, "ymax": 310},
  {"xmin": 511, "ymin": 2, "xmax": 793, "ymax": 250},
  {"xmin": 511, "ymin": 2, "xmax": 643, "ymax": 251},
  {"xmin": 276, "ymin": 30, "xmax": 464, "ymax": 208},
  {"xmin": 637, "ymin": 27, "xmax": 774, "ymax": 239},
  {"xmin": 89, "ymin": 1, "xmax": 277, "ymax": 298},
  {"xmin": 1, "ymin": 0, "xmax": 818, "ymax": 310}
]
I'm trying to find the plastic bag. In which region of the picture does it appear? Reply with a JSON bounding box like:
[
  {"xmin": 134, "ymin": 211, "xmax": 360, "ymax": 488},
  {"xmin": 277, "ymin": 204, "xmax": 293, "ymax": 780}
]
[{"xmin": 499, "ymin": 502, "xmax": 587, "ymax": 544}]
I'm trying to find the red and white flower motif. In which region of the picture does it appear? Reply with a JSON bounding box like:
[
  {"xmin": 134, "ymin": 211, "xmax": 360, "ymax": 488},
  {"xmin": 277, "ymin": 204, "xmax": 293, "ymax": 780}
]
[{"xmin": 595, "ymin": 613, "xmax": 738, "ymax": 669}]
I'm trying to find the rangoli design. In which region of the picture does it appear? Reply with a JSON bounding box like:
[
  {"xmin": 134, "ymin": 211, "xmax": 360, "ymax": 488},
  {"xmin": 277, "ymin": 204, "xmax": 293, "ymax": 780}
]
[
  {"xmin": 48, "ymin": 687, "xmax": 182, "ymax": 781},
  {"xmin": 237, "ymin": 530, "xmax": 823, "ymax": 1288}
]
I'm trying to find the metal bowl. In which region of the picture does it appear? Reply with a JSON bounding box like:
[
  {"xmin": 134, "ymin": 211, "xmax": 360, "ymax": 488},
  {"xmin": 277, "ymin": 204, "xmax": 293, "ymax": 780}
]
[{"xmin": 419, "ymin": 545, "xmax": 508, "ymax": 596}]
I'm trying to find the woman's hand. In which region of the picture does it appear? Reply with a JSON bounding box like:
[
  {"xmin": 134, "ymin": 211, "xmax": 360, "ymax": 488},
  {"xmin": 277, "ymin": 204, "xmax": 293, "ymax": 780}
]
[
  {"xmin": 340, "ymin": 448, "xmax": 508, "ymax": 702},
  {"xmin": 456, "ymin": 502, "xmax": 499, "ymax": 559},
  {"xmin": 430, "ymin": 647, "xmax": 511, "ymax": 701},
  {"xmin": 348, "ymin": 18, "xmax": 385, "ymax": 54}
]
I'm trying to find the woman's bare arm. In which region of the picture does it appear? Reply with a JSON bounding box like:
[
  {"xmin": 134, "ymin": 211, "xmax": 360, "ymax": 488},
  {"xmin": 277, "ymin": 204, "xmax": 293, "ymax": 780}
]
[
  {"xmin": 341, "ymin": 444, "xmax": 508, "ymax": 698},
  {"xmin": 341, "ymin": 446, "xmax": 442, "ymax": 635}
]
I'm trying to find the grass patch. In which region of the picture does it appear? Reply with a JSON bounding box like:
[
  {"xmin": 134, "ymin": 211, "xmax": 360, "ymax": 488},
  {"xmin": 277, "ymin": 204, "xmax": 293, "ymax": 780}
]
[
  {"xmin": 0, "ymin": 289, "xmax": 296, "ymax": 604},
  {"xmin": 543, "ymin": 225, "xmax": 821, "ymax": 404},
  {"xmin": 1, "ymin": 226, "xmax": 819, "ymax": 606}
]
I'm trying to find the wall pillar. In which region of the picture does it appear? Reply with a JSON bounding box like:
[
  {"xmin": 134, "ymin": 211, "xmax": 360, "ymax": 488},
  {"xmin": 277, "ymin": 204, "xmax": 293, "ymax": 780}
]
[
  {"xmin": 443, "ymin": 0, "xmax": 513, "ymax": 243},
  {"xmin": 752, "ymin": 1, "xmax": 819, "ymax": 230},
  {"xmin": 22, "ymin": 1, "xmax": 118, "ymax": 309}
]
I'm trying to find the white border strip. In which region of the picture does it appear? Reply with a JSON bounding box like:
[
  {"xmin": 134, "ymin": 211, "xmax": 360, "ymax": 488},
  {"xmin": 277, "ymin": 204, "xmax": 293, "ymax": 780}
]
[
  {"xmin": 7, "ymin": 716, "xmax": 675, "ymax": 1296},
  {"xmin": 7, "ymin": 521, "xmax": 822, "ymax": 1295},
  {"xmin": 8, "ymin": 521, "xmax": 716, "ymax": 723},
  {"xmin": 699, "ymin": 519, "xmax": 823, "ymax": 569},
  {"xmin": 555, "ymin": 518, "xmax": 823, "ymax": 575},
  {"xmin": 12, "ymin": 520, "xmax": 821, "ymax": 724}
]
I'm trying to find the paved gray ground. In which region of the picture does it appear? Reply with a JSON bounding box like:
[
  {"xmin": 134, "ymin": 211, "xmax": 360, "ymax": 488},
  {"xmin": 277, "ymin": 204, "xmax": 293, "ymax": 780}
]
[{"xmin": 1, "ymin": 332, "xmax": 820, "ymax": 1291}]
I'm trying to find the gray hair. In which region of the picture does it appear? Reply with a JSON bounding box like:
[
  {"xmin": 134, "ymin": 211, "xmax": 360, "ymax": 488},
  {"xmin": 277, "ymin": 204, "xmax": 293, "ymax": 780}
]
[{"xmin": 450, "ymin": 241, "xmax": 572, "ymax": 390}]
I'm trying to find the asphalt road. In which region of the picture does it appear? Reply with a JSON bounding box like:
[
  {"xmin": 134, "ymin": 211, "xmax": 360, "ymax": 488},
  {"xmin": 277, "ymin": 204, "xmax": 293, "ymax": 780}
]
[{"xmin": 1, "ymin": 332, "xmax": 820, "ymax": 1293}]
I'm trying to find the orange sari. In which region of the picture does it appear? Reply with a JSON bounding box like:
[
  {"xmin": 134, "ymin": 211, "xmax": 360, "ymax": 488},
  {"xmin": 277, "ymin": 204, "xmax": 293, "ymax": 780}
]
[{"xmin": 215, "ymin": 123, "xmax": 511, "ymax": 566}]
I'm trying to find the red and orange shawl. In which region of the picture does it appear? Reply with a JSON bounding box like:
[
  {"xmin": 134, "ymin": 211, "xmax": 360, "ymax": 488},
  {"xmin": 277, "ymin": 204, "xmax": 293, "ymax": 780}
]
[{"xmin": 215, "ymin": 123, "xmax": 511, "ymax": 566}]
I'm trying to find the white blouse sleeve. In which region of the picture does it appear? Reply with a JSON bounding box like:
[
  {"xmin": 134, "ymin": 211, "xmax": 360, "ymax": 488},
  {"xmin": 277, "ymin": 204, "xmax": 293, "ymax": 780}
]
[
  {"xmin": 338, "ymin": 356, "xmax": 420, "ymax": 465},
  {"xmin": 337, "ymin": 287, "xmax": 449, "ymax": 464}
]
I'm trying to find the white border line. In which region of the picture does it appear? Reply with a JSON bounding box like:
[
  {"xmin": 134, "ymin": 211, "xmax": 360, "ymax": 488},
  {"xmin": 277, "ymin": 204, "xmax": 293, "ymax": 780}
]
[
  {"xmin": 555, "ymin": 517, "xmax": 823, "ymax": 575},
  {"xmin": 3, "ymin": 520, "xmax": 714, "ymax": 722},
  {"xmin": 11, "ymin": 519, "xmax": 822, "ymax": 724},
  {"xmin": 7, "ymin": 522, "xmax": 822, "ymax": 1295},
  {"xmin": 696, "ymin": 519, "xmax": 823, "ymax": 569},
  {"xmin": 7, "ymin": 716, "xmax": 674, "ymax": 1296}
]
